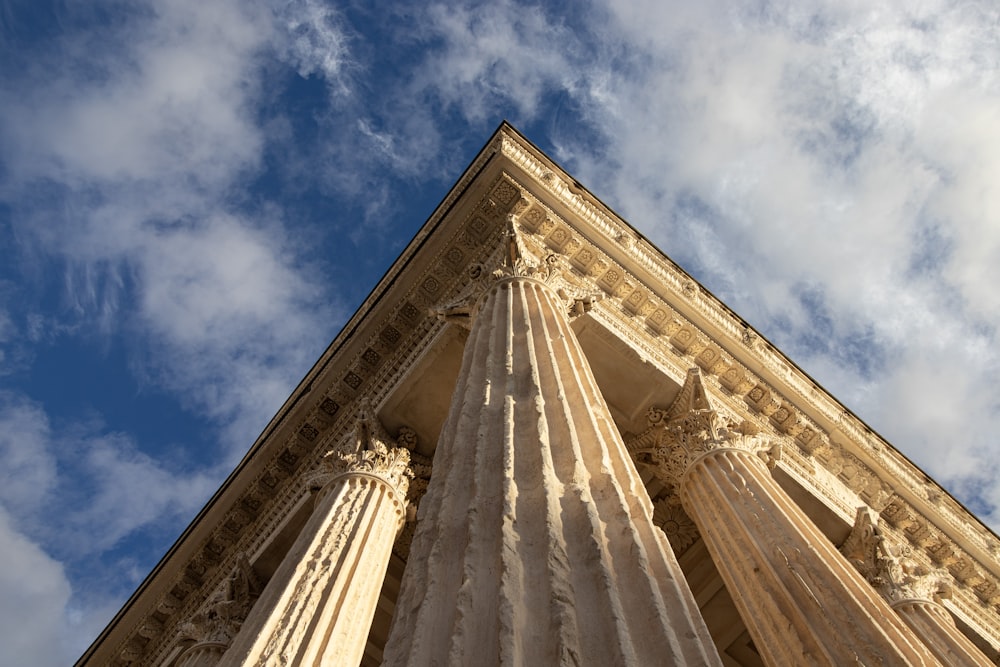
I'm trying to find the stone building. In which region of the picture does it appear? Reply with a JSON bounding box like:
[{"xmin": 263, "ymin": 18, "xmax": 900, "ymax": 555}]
[{"xmin": 78, "ymin": 123, "xmax": 1000, "ymax": 666}]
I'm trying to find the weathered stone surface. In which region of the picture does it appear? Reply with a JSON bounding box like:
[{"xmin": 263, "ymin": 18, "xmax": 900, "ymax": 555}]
[
  {"xmin": 635, "ymin": 369, "xmax": 941, "ymax": 666},
  {"xmin": 383, "ymin": 271, "xmax": 721, "ymax": 666},
  {"xmin": 218, "ymin": 412, "xmax": 411, "ymax": 667}
]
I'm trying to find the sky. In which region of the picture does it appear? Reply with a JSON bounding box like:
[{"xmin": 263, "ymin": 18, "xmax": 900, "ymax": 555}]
[{"xmin": 0, "ymin": 0, "xmax": 998, "ymax": 663}]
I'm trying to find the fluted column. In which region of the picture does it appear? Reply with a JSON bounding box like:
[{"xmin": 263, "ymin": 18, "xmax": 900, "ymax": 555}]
[
  {"xmin": 631, "ymin": 368, "xmax": 940, "ymax": 666},
  {"xmin": 218, "ymin": 409, "xmax": 412, "ymax": 667},
  {"xmin": 842, "ymin": 508, "xmax": 993, "ymax": 666},
  {"xmin": 893, "ymin": 600, "xmax": 992, "ymax": 666},
  {"xmin": 383, "ymin": 245, "xmax": 721, "ymax": 666},
  {"xmin": 176, "ymin": 643, "xmax": 229, "ymax": 667}
]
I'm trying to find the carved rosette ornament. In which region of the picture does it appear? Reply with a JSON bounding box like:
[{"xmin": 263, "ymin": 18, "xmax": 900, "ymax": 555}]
[
  {"xmin": 842, "ymin": 508, "xmax": 993, "ymax": 665},
  {"xmin": 218, "ymin": 406, "xmax": 414, "ymax": 667},
  {"xmin": 652, "ymin": 497, "xmax": 699, "ymax": 554},
  {"xmin": 629, "ymin": 368, "xmax": 941, "ymax": 666}
]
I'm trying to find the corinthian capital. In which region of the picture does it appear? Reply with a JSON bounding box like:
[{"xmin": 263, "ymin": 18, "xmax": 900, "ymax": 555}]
[
  {"xmin": 307, "ymin": 401, "xmax": 414, "ymax": 496},
  {"xmin": 628, "ymin": 368, "xmax": 778, "ymax": 485},
  {"xmin": 178, "ymin": 555, "xmax": 262, "ymax": 645},
  {"xmin": 841, "ymin": 507, "xmax": 953, "ymax": 605},
  {"xmin": 435, "ymin": 216, "xmax": 598, "ymax": 327}
]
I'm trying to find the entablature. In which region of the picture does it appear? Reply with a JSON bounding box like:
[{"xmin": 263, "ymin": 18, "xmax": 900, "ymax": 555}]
[{"xmin": 79, "ymin": 124, "xmax": 1000, "ymax": 665}]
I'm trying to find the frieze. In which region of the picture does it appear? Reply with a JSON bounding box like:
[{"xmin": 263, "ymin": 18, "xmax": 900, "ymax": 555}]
[
  {"xmin": 100, "ymin": 133, "xmax": 1000, "ymax": 663},
  {"xmin": 503, "ymin": 131, "xmax": 1000, "ymax": 587}
]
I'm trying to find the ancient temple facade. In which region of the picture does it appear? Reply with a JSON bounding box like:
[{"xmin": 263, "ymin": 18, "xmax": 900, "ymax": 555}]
[{"xmin": 78, "ymin": 124, "xmax": 1000, "ymax": 666}]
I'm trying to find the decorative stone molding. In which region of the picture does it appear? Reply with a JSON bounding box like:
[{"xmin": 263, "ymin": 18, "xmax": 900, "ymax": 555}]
[
  {"xmin": 842, "ymin": 508, "xmax": 996, "ymax": 665},
  {"xmin": 504, "ymin": 170, "xmax": 1000, "ymax": 649},
  {"xmin": 393, "ymin": 448, "xmax": 432, "ymax": 561},
  {"xmin": 652, "ymin": 497, "xmax": 699, "ymax": 555},
  {"xmin": 383, "ymin": 252, "xmax": 722, "ymax": 666},
  {"xmin": 216, "ymin": 405, "xmax": 414, "ymax": 667},
  {"xmin": 85, "ymin": 126, "xmax": 1000, "ymax": 667}
]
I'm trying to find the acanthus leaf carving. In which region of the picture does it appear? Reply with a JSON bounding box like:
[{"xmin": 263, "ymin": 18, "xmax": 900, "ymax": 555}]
[
  {"xmin": 434, "ymin": 215, "xmax": 601, "ymax": 326},
  {"xmin": 306, "ymin": 400, "xmax": 414, "ymax": 498},
  {"xmin": 627, "ymin": 368, "xmax": 777, "ymax": 485},
  {"xmin": 177, "ymin": 554, "xmax": 263, "ymax": 646},
  {"xmin": 841, "ymin": 507, "xmax": 953, "ymax": 605}
]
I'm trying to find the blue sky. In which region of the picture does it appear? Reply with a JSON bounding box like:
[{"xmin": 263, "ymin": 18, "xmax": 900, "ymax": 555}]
[{"xmin": 1, "ymin": 0, "xmax": 998, "ymax": 663}]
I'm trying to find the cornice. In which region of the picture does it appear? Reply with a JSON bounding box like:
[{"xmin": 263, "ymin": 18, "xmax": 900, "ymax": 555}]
[
  {"xmin": 81, "ymin": 125, "xmax": 1000, "ymax": 664},
  {"xmin": 500, "ymin": 125, "xmax": 999, "ymax": 566},
  {"xmin": 493, "ymin": 140, "xmax": 1000, "ymax": 651}
]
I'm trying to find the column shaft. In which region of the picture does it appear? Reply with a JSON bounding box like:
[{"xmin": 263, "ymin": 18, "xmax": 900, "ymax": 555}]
[
  {"xmin": 893, "ymin": 600, "xmax": 993, "ymax": 666},
  {"xmin": 176, "ymin": 642, "xmax": 228, "ymax": 667},
  {"xmin": 219, "ymin": 471, "xmax": 406, "ymax": 666},
  {"xmin": 383, "ymin": 277, "xmax": 721, "ymax": 666},
  {"xmin": 681, "ymin": 448, "xmax": 940, "ymax": 666}
]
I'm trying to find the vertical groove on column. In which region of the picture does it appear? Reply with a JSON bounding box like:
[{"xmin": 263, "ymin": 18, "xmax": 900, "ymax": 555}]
[
  {"xmin": 542, "ymin": 285, "xmax": 707, "ymax": 662},
  {"xmin": 528, "ymin": 281, "xmax": 631, "ymax": 665},
  {"xmin": 687, "ymin": 455, "xmax": 822, "ymax": 664},
  {"xmin": 384, "ymin": 277, "xmax": 721, "ymax": 666},
  {"xmin": 894, "ymin": 601, "xmax": 994, "ymax": 666},
  {"xmin": 221, "ymin": 471, "xmax": 405, "ymax": 667},
  {"xmin": 300, "ymin": 480, "xmax": 385, "ymax": 665},
  {"xmin": 682, "ymin": 449, "xmax": 941, "ymax": 666}
]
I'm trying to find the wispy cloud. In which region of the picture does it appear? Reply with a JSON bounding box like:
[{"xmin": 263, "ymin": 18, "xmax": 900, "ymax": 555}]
[
  {"xmin": 0, "ymin": 0, "xmax": 348, "ymax": 448},
  {"xmin": 0, "ymin": 393, "xmax": 220, "ymax": 663},
  {"xmin": 276, "ymin": 0, "xmax": 353, "ymax": 87}
]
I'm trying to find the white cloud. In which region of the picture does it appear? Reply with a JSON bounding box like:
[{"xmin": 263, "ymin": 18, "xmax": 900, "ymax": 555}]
[
  {"xmin": 0, "ymin": 3, "xmax": 357, "ymax": 660},
  {"xmin": 584, "ymin": 0, "xmax": 1000, "ymax": 481},
  {"xmin": 1, "ymin": 0, "xmax": 998, "ymax": 662},
  {"xmin": 0, "ymin": 507, "xmax": 73, "ymax": 666},
  {"xmin": 276, "ymin": 0, "xmax": 352, "ymax": 85},
  {"xmin": 0, "ymin": 393, "xmax": 226, "ymax": 664},
  {"xmin": 0, "ymin": 394, "xmax": 218, "ymax": 555},
  {"xmin": 413, "ymin": 1, "xmax": 580, "ymax": 121},
  {"xmin": 0, "ymin": 0, "xmax": 350, "ymax": 449},
  {"xmin": 0, "ymin": 394, "xmax": 57, "ymax": 513}
]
